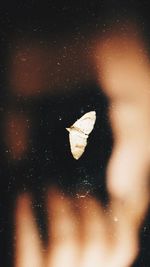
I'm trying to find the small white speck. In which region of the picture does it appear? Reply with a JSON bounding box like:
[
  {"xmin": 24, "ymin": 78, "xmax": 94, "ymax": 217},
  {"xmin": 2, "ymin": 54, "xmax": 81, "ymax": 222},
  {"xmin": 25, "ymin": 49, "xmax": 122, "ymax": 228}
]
[
  {"xmin": 114, "ymin": 216, "xmax": 119, "ymax": 222},
  {"xmin": 21, "ymin": 57, "xmax": 27, "ymax": 62},
  {"xmin": 76, "ymin": 194, "xmax": 86, "ymax": 199}
]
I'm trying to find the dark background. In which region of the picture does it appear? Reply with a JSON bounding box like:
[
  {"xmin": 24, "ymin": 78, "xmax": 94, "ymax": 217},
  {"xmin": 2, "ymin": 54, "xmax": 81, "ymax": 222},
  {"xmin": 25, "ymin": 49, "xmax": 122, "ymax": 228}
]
[{"xmin": 0, "ymin": 1, "xmax": 149, "ymax": 266}]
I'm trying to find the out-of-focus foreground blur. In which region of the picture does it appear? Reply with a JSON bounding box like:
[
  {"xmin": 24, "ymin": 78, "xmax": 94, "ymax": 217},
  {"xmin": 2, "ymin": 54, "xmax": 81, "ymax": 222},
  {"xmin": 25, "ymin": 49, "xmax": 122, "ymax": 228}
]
[{"xmin": 0, "ymin": 1, "xmax": 150, "ymax": 267}]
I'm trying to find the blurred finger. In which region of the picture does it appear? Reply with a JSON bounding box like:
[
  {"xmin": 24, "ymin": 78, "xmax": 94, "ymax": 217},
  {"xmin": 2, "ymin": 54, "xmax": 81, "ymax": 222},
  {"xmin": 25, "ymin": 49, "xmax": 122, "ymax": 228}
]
[
  {"xmin": 78, "ymin": 197, "xmax": 110, "ymax": 267},
  {"xmin": 46, "ymin": 188, "xmax": 80, "ymax": 267},
  {"xmin": 14, "ymin": 194, "xmax": 44, "ymax": 267}
]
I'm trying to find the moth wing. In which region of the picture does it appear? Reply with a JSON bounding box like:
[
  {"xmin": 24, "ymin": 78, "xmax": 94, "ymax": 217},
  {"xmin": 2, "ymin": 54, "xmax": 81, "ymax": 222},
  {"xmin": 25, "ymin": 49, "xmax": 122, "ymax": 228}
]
[
  {"xmin": 69, "ymin": 131, "xmax": 87, "ymax": 160},
  {"xmin": 72, "ymin": 111, "xmax": 96, "ymax": 135}
]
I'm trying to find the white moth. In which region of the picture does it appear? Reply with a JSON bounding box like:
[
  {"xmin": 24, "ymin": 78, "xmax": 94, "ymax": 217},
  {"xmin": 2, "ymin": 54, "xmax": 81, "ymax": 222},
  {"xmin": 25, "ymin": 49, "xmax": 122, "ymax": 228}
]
[{"xmin": 66, "ymin": 111, "xmax": 96, "ymax": 160}]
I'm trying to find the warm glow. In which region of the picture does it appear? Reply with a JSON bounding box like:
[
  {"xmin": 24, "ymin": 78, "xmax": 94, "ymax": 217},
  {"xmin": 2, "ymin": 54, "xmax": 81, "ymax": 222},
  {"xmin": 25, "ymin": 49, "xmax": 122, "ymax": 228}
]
[{"xmin": 5, "ymin": 113, "xmax": 30, "ymax": 160}]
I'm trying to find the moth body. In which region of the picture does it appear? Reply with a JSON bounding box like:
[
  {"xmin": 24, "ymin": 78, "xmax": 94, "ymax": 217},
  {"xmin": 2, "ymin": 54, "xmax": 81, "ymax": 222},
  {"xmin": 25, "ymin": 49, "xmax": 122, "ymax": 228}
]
[{"xmin": 66, "ymin": 111, "xmax": 96, "ymax": 160}]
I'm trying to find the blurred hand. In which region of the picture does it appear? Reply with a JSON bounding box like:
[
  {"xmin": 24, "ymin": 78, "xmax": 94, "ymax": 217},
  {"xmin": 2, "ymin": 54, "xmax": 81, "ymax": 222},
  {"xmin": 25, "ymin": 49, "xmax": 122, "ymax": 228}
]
[
  {"xmin": 14, "ymin": 189, "xmax": 140, "ymax": 267},
  {"xmin": 7, "ymin": 23, "xmax": 150, "ymax": 267}
]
